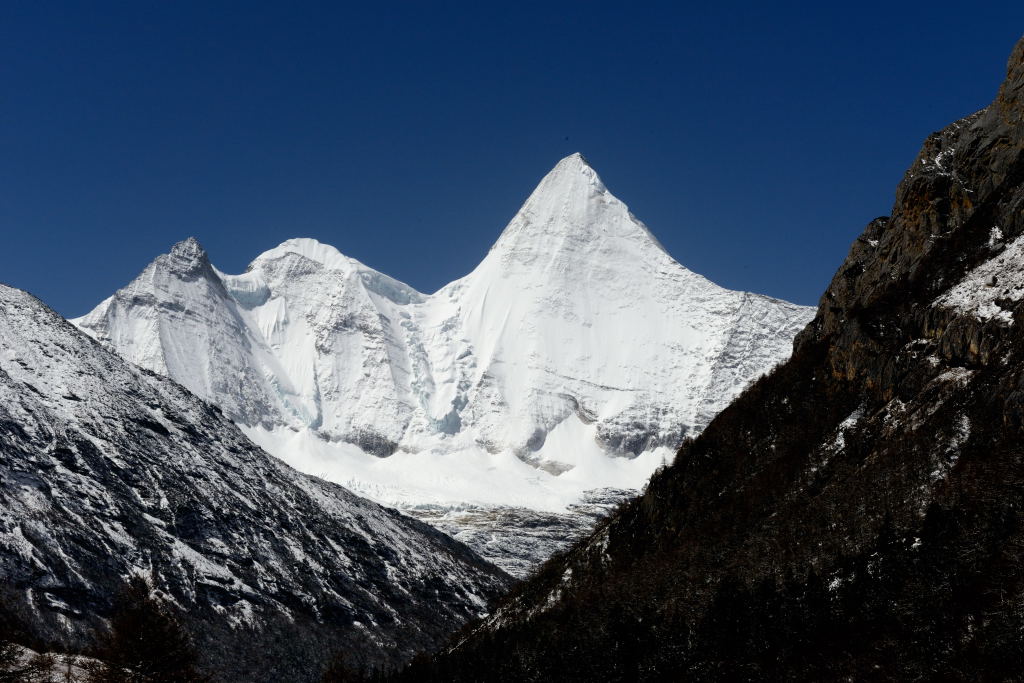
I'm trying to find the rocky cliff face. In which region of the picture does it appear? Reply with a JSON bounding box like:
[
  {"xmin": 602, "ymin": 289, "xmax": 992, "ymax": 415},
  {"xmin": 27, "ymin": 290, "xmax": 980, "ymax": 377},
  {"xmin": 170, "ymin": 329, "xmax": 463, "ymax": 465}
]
[
  {"xmin": 0, "ymin": 285, "xmax": 509, "ymax": 682},
  {"xmin": 393, "ymin": 36, "xmax": 1024, "ymax": 681}
]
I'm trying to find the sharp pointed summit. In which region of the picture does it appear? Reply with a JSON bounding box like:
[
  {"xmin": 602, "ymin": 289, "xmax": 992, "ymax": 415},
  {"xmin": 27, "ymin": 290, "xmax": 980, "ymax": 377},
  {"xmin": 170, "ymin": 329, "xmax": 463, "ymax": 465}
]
[
  {"xmin": 485, "ymin": 153, "xmax": 670, "ymax": 271},
  {"xmin": 547, "ymin": 151, "xmax": 599, "ymax": 179},
  {"xmin": 73, "ymin": 156, "xmax": 814, "ymax": 575}
]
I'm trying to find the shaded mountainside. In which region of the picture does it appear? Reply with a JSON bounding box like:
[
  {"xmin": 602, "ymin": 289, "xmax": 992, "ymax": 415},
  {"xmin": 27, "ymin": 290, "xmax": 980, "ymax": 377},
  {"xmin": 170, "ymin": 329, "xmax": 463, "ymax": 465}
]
[
  {"xmin": 0, "ymin": 285, "xmax": 509, "ymax": 682},
  {"xmin": 394, "ymin": 36, "xmax": 1024, "ymax": 681}
]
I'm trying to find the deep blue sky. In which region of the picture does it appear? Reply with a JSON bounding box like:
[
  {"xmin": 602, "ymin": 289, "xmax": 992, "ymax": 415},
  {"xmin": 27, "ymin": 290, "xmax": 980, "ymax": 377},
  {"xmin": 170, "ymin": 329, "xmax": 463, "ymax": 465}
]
[{"xmin": 2, "ymin": 3, "xmax": 1022, "ymax": 316}]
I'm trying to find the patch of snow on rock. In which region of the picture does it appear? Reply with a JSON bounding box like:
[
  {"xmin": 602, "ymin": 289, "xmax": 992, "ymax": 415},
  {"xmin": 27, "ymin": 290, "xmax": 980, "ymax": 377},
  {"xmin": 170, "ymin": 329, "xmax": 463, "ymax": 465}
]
[{"xmin": 935, "ymin": 233, "xmax": 1024, "ymax": 324}]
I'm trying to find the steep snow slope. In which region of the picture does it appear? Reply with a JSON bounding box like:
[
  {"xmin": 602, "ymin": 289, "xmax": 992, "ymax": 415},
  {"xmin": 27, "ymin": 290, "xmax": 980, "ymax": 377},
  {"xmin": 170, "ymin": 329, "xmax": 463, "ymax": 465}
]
[
  {"xmin": 74, "ymin": 154, "xmax": 813, "ymax": 574},
  {"xmin": 0, "ymin": 285, "xmax": 508, "ymax": 681}
]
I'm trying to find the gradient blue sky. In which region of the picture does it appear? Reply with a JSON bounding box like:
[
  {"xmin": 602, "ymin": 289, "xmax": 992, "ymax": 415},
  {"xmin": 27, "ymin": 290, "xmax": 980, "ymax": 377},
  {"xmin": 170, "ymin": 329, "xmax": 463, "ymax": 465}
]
[{"xmin": 3, "ymin": 2, "xmax": 1023, "ymax": 316}]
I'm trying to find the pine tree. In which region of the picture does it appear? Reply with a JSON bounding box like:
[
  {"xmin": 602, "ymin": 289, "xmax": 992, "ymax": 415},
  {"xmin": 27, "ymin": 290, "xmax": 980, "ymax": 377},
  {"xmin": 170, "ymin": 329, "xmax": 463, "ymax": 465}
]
[
  {"xmin": 321, "ymin": 652, "xmax": 362, "ymax": 682},
  {"xmin": 0, "ymin": 589, "xmax": 55, "ymax": 683},
  {"xmin": 88, "ymin": 576, "xmax": 205, "ymax": 682}
]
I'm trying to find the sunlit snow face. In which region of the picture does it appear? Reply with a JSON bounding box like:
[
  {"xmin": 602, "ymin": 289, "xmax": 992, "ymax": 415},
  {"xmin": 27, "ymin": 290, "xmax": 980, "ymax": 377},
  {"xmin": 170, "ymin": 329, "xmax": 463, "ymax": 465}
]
[{"xmin": 70, "ymin": 154, "xmax": 813, "ymax": 573}]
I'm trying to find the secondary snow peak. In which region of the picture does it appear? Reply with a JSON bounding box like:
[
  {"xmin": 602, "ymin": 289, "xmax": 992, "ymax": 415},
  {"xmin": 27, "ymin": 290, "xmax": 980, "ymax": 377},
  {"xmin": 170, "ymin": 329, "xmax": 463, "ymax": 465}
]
[
  {"xmin": 167, "ymin": 236, "xmax": 213, "ymax": 275},
  {"xmin": 171, "ymin": 235, "xmax": 205, "ymax": 257},
  {"xmin": 249, "ymin": 237, "xmax": 352, "ymax": 272}
]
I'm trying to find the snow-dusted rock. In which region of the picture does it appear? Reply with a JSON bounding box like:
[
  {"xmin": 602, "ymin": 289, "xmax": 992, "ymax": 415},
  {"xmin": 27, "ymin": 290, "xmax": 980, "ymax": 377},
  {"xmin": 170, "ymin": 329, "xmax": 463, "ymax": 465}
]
[{"xmin": 0, "ymin": 285, "xmax": 508, "ymax": 681}]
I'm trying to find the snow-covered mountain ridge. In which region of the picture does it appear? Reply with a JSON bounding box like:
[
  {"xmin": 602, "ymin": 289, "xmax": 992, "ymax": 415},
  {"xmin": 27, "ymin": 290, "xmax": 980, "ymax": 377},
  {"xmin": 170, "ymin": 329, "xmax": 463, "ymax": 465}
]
[
  {"xmin": 0, "ymin": 284, "xmax": 508, "ymax": 681},
  {"xmin": 74, "ymin": 153, "xmax": 814, "ymax": 574}
]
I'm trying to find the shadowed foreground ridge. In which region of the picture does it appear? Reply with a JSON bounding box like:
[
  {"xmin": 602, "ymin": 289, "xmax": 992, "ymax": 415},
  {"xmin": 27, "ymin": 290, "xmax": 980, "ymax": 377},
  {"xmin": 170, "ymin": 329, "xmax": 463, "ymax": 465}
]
[
  {"xmin": 0, "ymin": 285, "xmax": 509, "ymax": 682},
  {"xmin": 394, "ymin": 35, "xmax": 1024, "ymax": 681}
]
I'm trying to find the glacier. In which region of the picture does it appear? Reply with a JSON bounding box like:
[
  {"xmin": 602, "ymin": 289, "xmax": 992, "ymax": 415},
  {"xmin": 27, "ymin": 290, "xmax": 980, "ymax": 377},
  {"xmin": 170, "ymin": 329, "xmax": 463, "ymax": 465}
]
[{"xmin": 74, "ymin": 153, "xmax": 814, "ymax": 575}]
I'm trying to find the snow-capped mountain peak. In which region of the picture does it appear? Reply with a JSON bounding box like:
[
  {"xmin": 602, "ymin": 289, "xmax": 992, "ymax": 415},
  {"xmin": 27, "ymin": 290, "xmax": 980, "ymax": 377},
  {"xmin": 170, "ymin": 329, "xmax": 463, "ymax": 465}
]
[
  {"xmin": 160, "ymin": 235, "xmax": 222, "ymax": 282},
  {"xmin": 240, "ymin": 236, "xmax": 427, "ymax": 305},
  {"xmin": 484, "ymin": 152, "xmax": 670, "ymax": 270},
  {"xmin": 170, "ymin": 234, "xmax": 206, "ymax": 260},
  {"xmin": 249, "ymin": 237, "xmax": 357, "ymax": 272},
  {"xmin": 74, "ymin": 154, "xmax": 814, "ymax": 574}
]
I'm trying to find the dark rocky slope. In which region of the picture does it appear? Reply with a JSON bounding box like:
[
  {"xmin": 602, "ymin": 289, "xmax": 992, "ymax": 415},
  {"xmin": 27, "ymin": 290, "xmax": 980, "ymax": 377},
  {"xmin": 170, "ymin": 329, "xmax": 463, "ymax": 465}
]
[
  {"xmin": 0, "ymin": 285, "xmax": 509, "ymax": 682},
  {"xmin": 395, "ymin": 35, "xmax": 1024, "ymax": 681}
]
